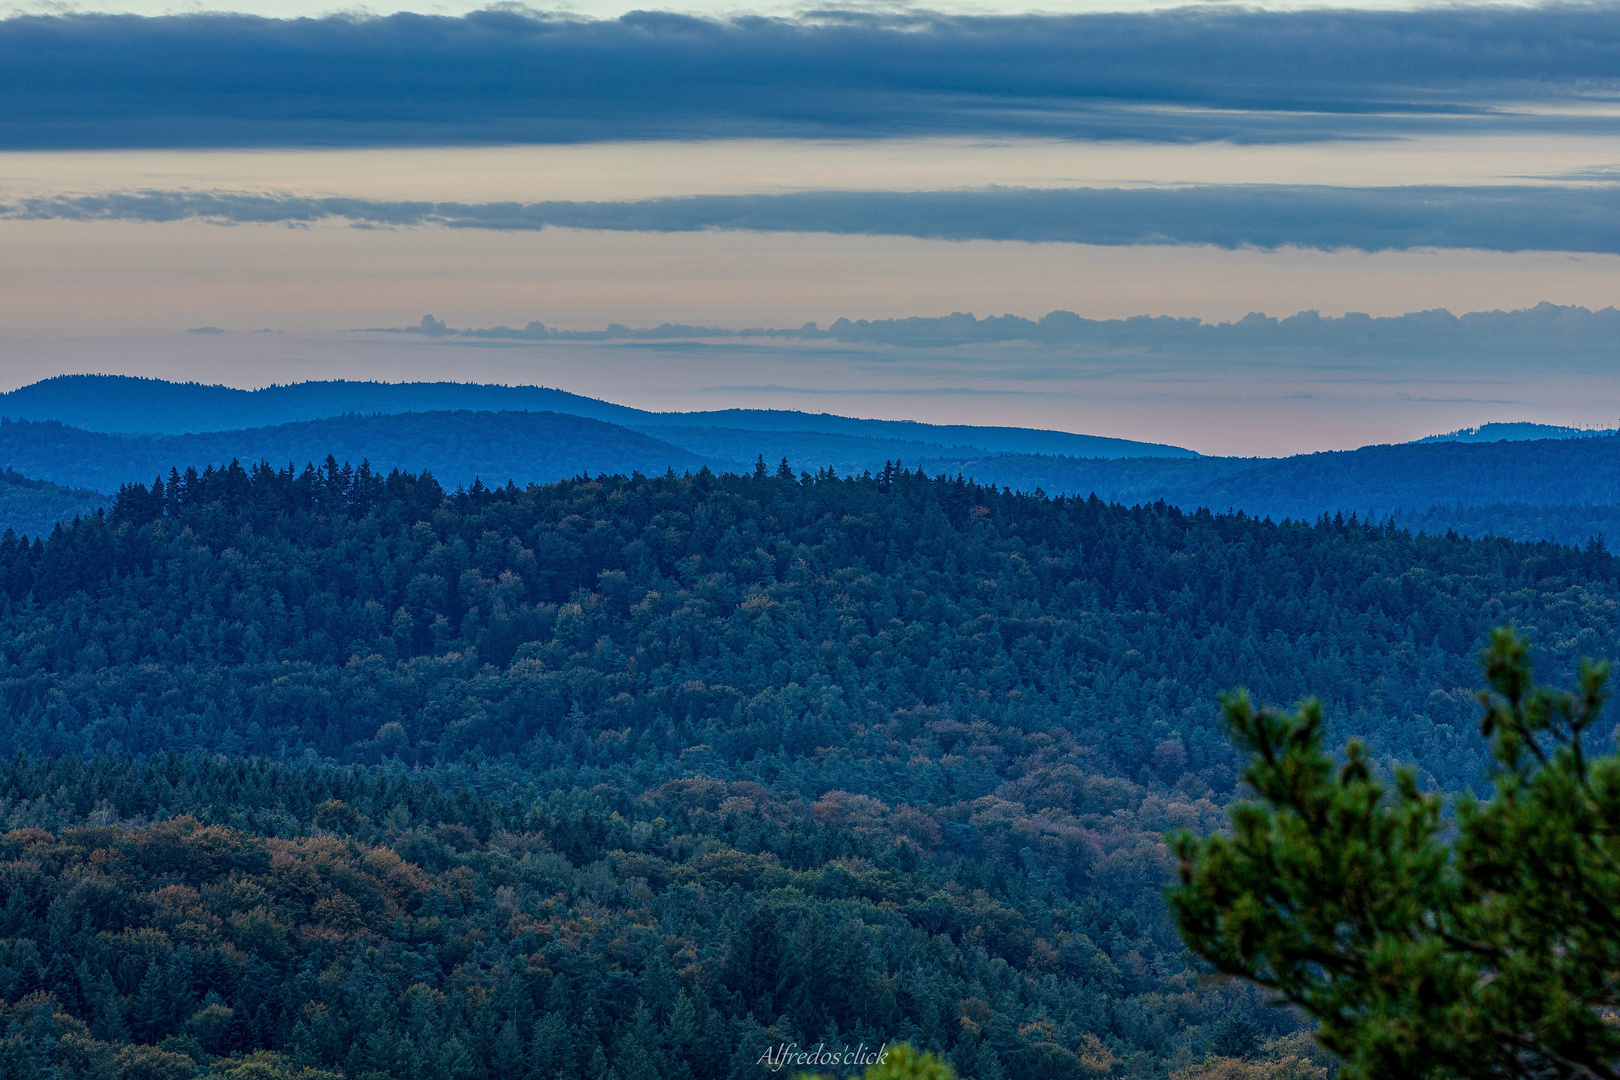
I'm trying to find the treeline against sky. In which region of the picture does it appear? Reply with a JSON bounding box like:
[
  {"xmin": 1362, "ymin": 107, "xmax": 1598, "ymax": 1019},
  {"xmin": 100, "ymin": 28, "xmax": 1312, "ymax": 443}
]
[{"xmin": 0, "ymin": 459, "xmax": 1617, "ymax": 1076}]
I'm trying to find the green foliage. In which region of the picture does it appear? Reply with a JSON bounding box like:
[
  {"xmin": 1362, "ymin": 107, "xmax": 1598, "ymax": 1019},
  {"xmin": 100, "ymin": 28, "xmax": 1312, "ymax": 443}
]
[
  {"xmin": 1170, "ymin": 1033, "xmax": 1338, "ymax": 1080},
  {"xmin": 0, "ymin": 771, "xmax": 1174, "ymax": 1080},
  {"xmin": 1171, "ymin": 627, "xmax": 1620, "ymax": 1079},
  {"xmin": 0, "ymin": 458, "xmax": 1613, "ymax": 795},
  {"xmin": 0, "ymin": 457, "xmax": 1617, "ymax": 1077},
  {"xmin": 793, "ymin": 1041, "xmax": 958, "ymax": 1080},
  {"xmin": 0, "ymin": 790, "xmax": 1127, "ymax": 1075},
  {"xmin": 208, "ymin": 1050, "xmax": 343, "ymax": 1079}
]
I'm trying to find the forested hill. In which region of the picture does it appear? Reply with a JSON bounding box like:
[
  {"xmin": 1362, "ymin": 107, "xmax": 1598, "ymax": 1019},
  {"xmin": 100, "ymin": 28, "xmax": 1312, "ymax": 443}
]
[
  {"xmin": 0, "ymin": 411, "xmax": 706, "ymax": 496},
  {"xmin": 0, "ymin": 468, "xmax": 103, "ymax": 538},
  {"xmin": 0, "ymin": 375, "xmax": 1193, "ymax": 459},
  {"xmin": 6, "ymin": 407, "xmax": 1620, "ymax": 547},
  {"xmin": 0, "ymin": 460, "xmax": 1618, "ymax": 1078},
  {"xmin": 0, "ymin": 375, "xmax": 645, "ymax": 434},
  {"xmin": 15, "ymin": 457, "xmax": 1617, "ymax": 786},
  {"xmin": 1418, "ymin": 422, "xmax": 1605, "ymax": 444},
  {"xmin": 949, "ymin": 433, "xmax": 1620, "ymax": 521}
]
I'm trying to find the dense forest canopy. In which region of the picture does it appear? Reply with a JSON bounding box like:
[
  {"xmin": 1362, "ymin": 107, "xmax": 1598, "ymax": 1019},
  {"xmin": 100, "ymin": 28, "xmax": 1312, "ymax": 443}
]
[
  {"xmin": 0, "ymin": 457, "xmax": 1617, "ymax": 1078},
  {"xmin": 8, "ymin": 457, "xmax": 1618, "ymax": 786}
]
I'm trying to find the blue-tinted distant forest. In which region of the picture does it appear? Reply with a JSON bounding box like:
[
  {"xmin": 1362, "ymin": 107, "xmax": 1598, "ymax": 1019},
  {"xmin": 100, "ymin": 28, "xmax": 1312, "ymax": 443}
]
[{"xmin": 8, "ymin": 395, "xmax": 1620, "ymax": 546}]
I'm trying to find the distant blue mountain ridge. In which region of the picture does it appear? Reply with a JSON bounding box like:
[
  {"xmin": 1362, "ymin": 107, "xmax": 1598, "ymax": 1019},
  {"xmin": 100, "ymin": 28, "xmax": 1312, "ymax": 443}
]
[
  {"xmin": 0, "ymin": 411, "xmax": 708, "ymax": 498},
  {"xmin": 1417, "ymin": 422, "xmax": 1615, "ymax": 444},
  {"xmin": 3, "ymin": 376, "xmax": 1620, "ymax": 548},
  {"xmin": 0, "ymin": 375, "xmax": 1196, "ymax": 460}
]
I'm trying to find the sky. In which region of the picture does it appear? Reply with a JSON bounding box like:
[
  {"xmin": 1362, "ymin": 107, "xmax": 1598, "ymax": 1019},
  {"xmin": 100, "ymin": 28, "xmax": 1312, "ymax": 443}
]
[
  {"xmin": 5, "ymin": 0, "xmax": 1562, "ymax": 16},
  {"xmin": 1, "ymin": 4, "xmax": 1619, "ymax": 455}
]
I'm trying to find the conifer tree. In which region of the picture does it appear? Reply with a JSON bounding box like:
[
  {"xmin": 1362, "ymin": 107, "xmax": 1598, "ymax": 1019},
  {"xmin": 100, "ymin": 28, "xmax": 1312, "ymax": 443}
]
[{"xmin": 1172, "ymin": 627, "xmax": 1620, "ymax": 1079}]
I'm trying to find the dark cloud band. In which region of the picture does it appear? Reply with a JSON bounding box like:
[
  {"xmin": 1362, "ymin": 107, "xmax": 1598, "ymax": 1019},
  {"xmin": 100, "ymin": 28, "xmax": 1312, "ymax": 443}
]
[
  {"xmin": 11, "ymin": 184, "xmax": 1620, "ymax": 254},
  {"xmin": 370, "ymin": 304, "xmax": 1620, "ymax": 363},
  {"xmin": 2, "ymin": 7, "xmax": 1620, "ymax": 147}
]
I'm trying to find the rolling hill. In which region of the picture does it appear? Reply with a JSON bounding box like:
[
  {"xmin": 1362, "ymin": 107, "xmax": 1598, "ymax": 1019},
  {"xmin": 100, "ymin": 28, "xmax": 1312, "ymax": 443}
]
[
  {"xmin": 0, "ymin": 375, "xmax": 1196, "ymax": 459},
  {"xmin": 1417, "ymin": 422, "xmax": 1611, "ymax": 443},
  {"xmin": 15, "ymin": 459, "xmax": 1618, "ymax": 1078},
  {"xmin": 945, "ymin": 435, "xmax": 1620, "ymax": 521},
  {"xmin": 0, "ymin": 468, "xmax": 106, "ymax": 538},
  {"xmin": 0, "ymin": 411, "xmax": 707, "ymax": 497},
  {"xmin": 2, "ymin": 394, "xmax": 1620, "ymax": 547}
]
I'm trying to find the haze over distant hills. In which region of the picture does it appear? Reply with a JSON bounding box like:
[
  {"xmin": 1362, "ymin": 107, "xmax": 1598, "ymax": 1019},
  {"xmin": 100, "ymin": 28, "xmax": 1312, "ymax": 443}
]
[
  {"xmin": 0, "ymin": 375, "xmax": 1195, "ymax": 461},
  {"xmin": 0, "ymin": 411, "xmax": 708, "ymax": 497},
  {"xmin": 3, "ymin": 376, "xmax": 1620, "ymax": 547},
  {"xmin": 950, "ymin": 436, "xmax": 1620, "ymax": 523}
]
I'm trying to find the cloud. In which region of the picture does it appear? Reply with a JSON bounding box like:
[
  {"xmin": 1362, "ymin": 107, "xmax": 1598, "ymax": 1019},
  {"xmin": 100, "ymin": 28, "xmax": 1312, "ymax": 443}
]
[
  {"xmin": 1396, "ymin": 394, "xmax": 1524, "ymax": 404},
  {"xmin": 819, "ymin": 303, "xmax": 1620, "ymax": 356},
  {"xmin": 701, "ymin": 384, "xmax": 1043, "ymax": 396},
  {"xmin": 14, "ymin": 183, "xmax": 1620, "ymax": 255},
  {"xmin": 2, "ymin": 7, "xmax": 1620, "ymax": 147},
  {"xmin": 357, "ymin": 302, "xmax": 1620, "ymax": 362},
  {"xmin": 340, "ymin": 302, "xmax": 1620, "ymax": 367},
  {"xmin": 367, "ymin": 312, "xmax": 812, "ymax": 341}
]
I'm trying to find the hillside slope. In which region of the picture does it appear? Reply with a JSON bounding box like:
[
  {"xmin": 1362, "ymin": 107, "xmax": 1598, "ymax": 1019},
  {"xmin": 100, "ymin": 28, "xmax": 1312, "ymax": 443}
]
[
  {"xmin": 1418, "ymin": 422, "xmax": 1607, "ymax": 444},
  {"xmin": 0, "ymin": 468, "xmax": 105, "ymax": 538},
  {"xmin": 945, "ymin": 435, "xmax": 1620, "ymax": 519},
  {"xmin": 635, "ymin": 409, "xmax": 1199, "ymax": 458},
  {"xmin": 0, "ymin": 462, "xmax": 1616, "ymax": 1076},
  {"xmin": 0, "ymin": 375, "xmax": 1195, "ymax": 458},
  {"xmin": 6, "ymin": 407, "xmax": 1620, "ymax": 536},
  {"xmin": 1386, "ymin": 502, "xmax": 1620, "ymax": 547},
  {"xmin": 0, "ymin": 411, "xmax": 707, "ymax": 493},
  {"xmin": 0, "ymin": 375, "xmax": 644, "ymax": 433}
]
